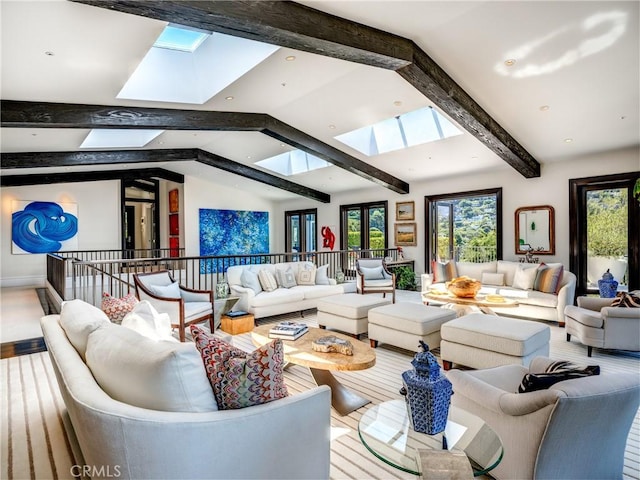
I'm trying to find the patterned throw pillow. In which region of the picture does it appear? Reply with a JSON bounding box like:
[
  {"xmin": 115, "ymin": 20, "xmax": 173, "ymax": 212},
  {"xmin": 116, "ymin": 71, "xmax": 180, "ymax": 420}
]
[
  {"xmin": 275, "ymin": 268, "xmax": 297, "ymax": 288},
  {"xmin": 101, "ymin": 292, "xmax": 138, "ymax": 324},
  {"xmin": 257, "ymin": 269, "xmax": 278, "ymax": 292},
  {"xmin": 517, "ymin": 360, "xmax": 600, "ymax": 393},
  {"xmin": 611, "ymin": 291, "xmax": 640, "ymax": 308},
  {"xmin": 431, "ymin": 260, "xmax": 458, "ymax": 283},
  {"xmin": 191, "ymin": 326, "xmax": 288, "ymax": 410},
  {"xmin": 533, "ymin": 263, "xmax": 564, "ymax": 294},
  {"xmin": 297, "ymin": 266, "xmax": 317, "ymax": 285}
]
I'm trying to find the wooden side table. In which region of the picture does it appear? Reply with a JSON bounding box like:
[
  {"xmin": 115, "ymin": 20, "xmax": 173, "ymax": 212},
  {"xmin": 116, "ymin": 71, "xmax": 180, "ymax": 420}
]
[{"xmin": 220, "ymin": 312, "xmax": 255, "ymax": 335}]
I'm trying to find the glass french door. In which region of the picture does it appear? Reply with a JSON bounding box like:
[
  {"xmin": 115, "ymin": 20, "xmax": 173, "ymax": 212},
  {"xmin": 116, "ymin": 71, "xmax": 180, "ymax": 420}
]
[
  {"xmin": 570, "ymin": 172, "xmax": 639, "ymax": 296},
  {"xmin": 426, "ymin": 188, "xmax": 502, "ymax": 265},
  {"xmin": 285, "ymin": 209, "xmax": 317, "ymax": 259},
  {"xmin": 340, "ymin": 201, "xmax": 388, "ymax": 272}
]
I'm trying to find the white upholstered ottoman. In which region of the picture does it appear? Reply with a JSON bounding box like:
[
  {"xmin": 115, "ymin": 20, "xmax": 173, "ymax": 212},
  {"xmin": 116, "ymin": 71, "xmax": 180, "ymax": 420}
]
[
  {"xmin": 367, "ymin": 303, "xmax": 456, "ymax": 352},
  {"xmin": 440, "ymin": 313, "xmax": 550, "ymax": 370},
  {"xmin": 316, "ymin": 294, "xmax": 391, "ymax": 338}
]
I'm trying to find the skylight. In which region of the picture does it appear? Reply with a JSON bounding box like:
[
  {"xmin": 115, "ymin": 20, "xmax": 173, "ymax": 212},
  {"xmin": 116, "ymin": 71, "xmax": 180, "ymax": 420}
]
[
  {"xmin": 154, "ymin": 25, "xmax": 209, "ymax": 52},
  {"xmin": 80, "ymin": 129, "xmax": 164, "ymax": 149},
  {"xmin": 117, "ymin": 25, "xmax": 279, "ymax": 105},
  {"xmin": 335, "ymin": 106, "xmax": 463, "ymax": 156},
  {"xmin": 256, "ymin": 150, "xmax": 331, "ymax": 176}
]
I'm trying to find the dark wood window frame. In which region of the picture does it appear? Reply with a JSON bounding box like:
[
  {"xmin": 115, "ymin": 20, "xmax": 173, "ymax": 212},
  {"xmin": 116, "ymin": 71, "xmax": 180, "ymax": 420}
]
[
  {"xmin": 339, "ymin": 201, "xmax": 389, "ymax": 254},
  {"xmin": 424, "ymin": 188, "xmax": 503, "ymax": 272},
  {"xmin": 284, "ymin": 208, "xmax": 317, "ymax": 253},
  {"xmin": 569, "ymin": 171, "xmax": 639, "ymax": 296}
]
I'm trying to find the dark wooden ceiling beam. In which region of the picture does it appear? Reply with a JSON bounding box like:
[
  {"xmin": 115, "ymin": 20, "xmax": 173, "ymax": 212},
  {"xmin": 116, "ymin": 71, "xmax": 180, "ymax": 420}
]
[
  {"xmin": 1, "ymin": 100, "xmax": 408, "ymax": 194},
  {"xmin": 0, "ymin": 168, "xmax": 183, "ymax": 187},
  {"xmin": 71, "ymin": 0, "xmax": 540, "ymax": 178},
  {"xmin": 0, "ymin": 147, "xmax": 331, "ymax": 202},
  {"xmin": 197, "ymin": 150, "xmax": 330, "ymax": 203},
  {"xmin": 0, "ymin": 149, "xmax": 198, "ymax": 169}
]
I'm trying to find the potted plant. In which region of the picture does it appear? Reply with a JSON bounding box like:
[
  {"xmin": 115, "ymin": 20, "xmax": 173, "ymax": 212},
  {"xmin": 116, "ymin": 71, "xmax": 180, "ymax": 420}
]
[{"xmin": 394, "ymin": 265, "xmax": 417, "ymax": 291}]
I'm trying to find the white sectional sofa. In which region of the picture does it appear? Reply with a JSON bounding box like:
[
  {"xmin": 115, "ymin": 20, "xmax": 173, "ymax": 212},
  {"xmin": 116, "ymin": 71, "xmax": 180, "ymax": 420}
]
[
  {"xmin": 431, "ymin": 260, "xmax": 576, "ymax": 324},
  {"xmin": 41, "ymin": 300, "xmax": 331, "ymax": 480},
  {"xmin": 227, "ymin": 261, "xmax": 356, "ymax": 319}
]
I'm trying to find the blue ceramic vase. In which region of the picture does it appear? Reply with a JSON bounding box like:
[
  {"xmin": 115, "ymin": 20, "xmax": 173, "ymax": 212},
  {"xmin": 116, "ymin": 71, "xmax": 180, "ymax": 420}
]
[
  {"xmin": 400, "ymin": 341, "xmax": 452, "ymax": 435},
  {"xmin": 598, "ymin": 269, "xmax": 618, "ymax": 298}
]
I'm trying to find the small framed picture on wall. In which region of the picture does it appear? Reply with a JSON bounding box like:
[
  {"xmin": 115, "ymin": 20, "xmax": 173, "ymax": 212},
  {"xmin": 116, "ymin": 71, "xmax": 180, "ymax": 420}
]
[
  {"xmin": 396, "ymin": 201, "xmax": 415, "ymax": 221},
  {"xmin": 169, "ymin": 189, "xmax": 179, "ymax": 213},
  {"xmin": 169, "ymin": 214, "xmax": 179, "ymax": 236},
  {"xmin": 394, "ymin": 222, "xmax": 417, "ymax": 246}
]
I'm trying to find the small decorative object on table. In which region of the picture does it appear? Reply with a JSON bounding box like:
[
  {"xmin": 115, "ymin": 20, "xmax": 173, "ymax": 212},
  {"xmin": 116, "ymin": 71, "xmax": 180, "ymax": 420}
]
[
  {"xmin": 335, "ymin": 269, "xmax": 345, "ymax": 284},
  {"xmin": 269, "ymin": 321, "xmax": 309, "ymax": 340},
  {"xmin": 216, "ymin": 281, "xmax": 229, "ymax": 299},
  {"xmin": 400, "ymin": 341, "xmax": 452, "ymax": 435},
  {"xmin": 312, "ymin": 335, "xmax": 354, "ymax": 355},
  {"xmin": 598, "ymin": 269, "xmax": 618, "ymax": 298},
  {"xmin": 446, "ymin": 276, "xmax": 482, "ymax": 298}
]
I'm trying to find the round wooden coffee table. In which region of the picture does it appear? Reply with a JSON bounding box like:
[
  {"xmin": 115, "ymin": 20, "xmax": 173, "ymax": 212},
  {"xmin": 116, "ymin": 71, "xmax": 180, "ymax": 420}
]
[{"xmin": 252, "ymin": 325, "xmax": 376, "ymax": 415}]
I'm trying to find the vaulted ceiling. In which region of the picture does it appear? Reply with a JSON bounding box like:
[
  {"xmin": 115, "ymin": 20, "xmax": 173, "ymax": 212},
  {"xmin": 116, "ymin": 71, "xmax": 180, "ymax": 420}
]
[{"xmin": 1, "ymin": 1, "xmax": 638, "ymax": 202}]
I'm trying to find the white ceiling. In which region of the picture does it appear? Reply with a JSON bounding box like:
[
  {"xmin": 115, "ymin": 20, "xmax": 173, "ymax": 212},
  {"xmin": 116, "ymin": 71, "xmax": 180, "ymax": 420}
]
[{"xmin": 1, "ymin": 1, "xmax": 638, "ymax": 201}]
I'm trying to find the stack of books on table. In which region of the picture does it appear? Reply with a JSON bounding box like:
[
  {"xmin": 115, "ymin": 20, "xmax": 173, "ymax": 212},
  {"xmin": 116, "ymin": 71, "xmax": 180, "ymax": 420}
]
[{"xmin": 269, "ymin": 321, "xmax": 309, "ymax": 340}]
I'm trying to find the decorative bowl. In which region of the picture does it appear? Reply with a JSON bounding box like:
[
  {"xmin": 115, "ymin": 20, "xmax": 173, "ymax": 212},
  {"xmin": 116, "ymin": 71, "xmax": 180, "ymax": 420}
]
[{"xmin": 446, "ymin": 276, "xmax": 482, "ymax": 298}]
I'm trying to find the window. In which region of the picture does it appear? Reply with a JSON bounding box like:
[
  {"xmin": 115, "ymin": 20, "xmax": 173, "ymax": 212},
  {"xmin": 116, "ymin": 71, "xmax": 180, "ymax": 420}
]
[
  {"xmin": 285, "ymin": 209, "xmax": 317, "ymax": 255},
  {"xmin": 570, "ymin": 172, "xmax": 639, "ymax": 295},
  {"xmin": 340, "ymin": 201, "xmax": 388, "ymax": 254},
  {"xmin": 426, "ymin": 189, "xmax": 502, "ymax": 267}
]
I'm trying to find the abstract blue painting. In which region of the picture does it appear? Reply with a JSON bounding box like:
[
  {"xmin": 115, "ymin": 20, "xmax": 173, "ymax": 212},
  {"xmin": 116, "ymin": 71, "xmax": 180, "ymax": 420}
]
[
  {"xmin": 12, "ymin": 201, "xmax": 79, "ymax": 254},
  {"xmin": 199, "ymin": 209, "xmax": 269, "ymax": 273}
]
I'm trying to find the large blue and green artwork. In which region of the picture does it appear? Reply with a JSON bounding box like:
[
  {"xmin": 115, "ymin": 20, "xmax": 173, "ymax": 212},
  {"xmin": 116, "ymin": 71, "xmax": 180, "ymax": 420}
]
[
  {"xmin": 199, "ymin": 209, "xmax": 269, "ymax": 273},
  {"xmin": 12, "ymin": 201, "xmax": 79, "ymax": 254}
]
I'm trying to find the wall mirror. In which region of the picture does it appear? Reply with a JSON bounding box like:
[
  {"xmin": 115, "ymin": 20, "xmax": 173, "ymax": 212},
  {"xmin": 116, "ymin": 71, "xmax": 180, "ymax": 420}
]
[{"xmin": 515, "ymin": 205, "xmax": 555, "ymax": 255}]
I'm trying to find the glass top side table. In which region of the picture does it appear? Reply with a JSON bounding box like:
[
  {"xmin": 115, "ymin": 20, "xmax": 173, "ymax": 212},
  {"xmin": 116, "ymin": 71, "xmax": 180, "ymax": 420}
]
[{"xmin": 358, "ymin": 399, "xmax": 503, "ymax": 477}]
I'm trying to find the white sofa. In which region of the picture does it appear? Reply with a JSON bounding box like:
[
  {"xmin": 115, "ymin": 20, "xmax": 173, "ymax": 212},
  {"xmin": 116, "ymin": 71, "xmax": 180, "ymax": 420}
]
[
  {"xmin": 227, "ymin": 261, "xmax": 356, "ymax": 319},
  {"xmin": 41, "ymin": 300, "xmax": 331, "ymax": 480},
  {"xmin": 431, "ymin": 260, "xmax": 576, "ymax": 324}
]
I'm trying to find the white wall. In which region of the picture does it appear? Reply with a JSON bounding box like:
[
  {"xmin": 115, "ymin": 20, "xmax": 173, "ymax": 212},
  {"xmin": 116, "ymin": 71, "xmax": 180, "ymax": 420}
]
[
  {"xmin": 1, "ymin": 181, "xmax": 121, "ymax": 286},
  {"xmin": 183, "ymin": 176, "xmax": 277, "ymax": 257},
  {"xmin": 275, "ymin": 146, "xmax": 640, "ymax": 275}
]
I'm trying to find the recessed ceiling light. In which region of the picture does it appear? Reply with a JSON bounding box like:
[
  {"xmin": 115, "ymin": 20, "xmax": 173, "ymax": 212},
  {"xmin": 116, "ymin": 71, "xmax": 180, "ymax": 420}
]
[
  {"xmin": 564, "ymin": 138, "xmax": 573, "ymax": 143},
  {"xmin": 31, "ymin": 133, "xmax": 37, "ymax": 137},
  {"xmin": 225, "ymin": 96, "xmax": 234, "ymax": 101},
  {"xmin": 247, "ymin": 155, "xmax": 252, "ymax": 159},
  {"xmin": 328, "ymin": 124, "xmax": 336, "ymax": 129},
  {"xmin": 285, "ymin": 55, "xmax": 296, "ymax": 61},
  {"xmin": 621, "ymin": 115, "xmax": 626, "ymax": 120},
  {"xmin": 393, "ymin": 100, "xmax": 402, "ymax": 107},
  {"xmin": 44, "ymin": 51, "xmax": 54, "ymax": 56},
  {"xmin": 539, "ymin": 105, "xmax": 550, "ymax": 111},
  {"xmin": 504, "ymin": 59, "xmax": 516, "ymax": 67}
]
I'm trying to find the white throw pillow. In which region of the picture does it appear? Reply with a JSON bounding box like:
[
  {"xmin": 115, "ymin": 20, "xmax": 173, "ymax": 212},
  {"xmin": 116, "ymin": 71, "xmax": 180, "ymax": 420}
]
[
  {"xmin": 512, "ymin": 265, "xmax": 538, "ymax": 290},
  {"xmin": 315, "ymin": 264, "xmax": 330, "ymax": 285},
  {"xmin": 241, "ymin": 268, "xmax": 263, "ymax": 295},
  {"xmin": 121, "ymin": 300, "xmax": 177, "ymax": 342},
  {"xmin": 481, "ymin": 272, "xmax": 505, "ymax": 286},
  {"xmin": 59, "ymin": 299, "xmax": 111, "ymax": 360},
  {"xmin": 149, "ymin": 281, "xmax": 181, "ymax": 299},
  {"xmin": 86, "ymin": 324, "xmax": 218, "ymax": 412},
  {"xmin": 257, "ymin": 269, "xmax": 278, "ymax": 292},
  {"xmin": 360, "ymin": 265, "xmax": 384, "ymax": 280}
]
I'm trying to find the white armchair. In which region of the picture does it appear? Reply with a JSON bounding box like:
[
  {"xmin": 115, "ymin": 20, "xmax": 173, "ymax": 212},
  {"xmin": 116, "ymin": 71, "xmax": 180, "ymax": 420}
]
[
  {"xmin": 564, "ymin": 294, "xmax": 640, "ymax": 357},
  {"xmin": 133, "ymin": 270, "xmax": 214, "ymax": 341},
  {"xmin": 355, "ymin": 258, "xmax": 396, "ymax": 303},
  {"xmin": 447, "ymin": 357, "xmax": 640, "ymax": 479}
]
